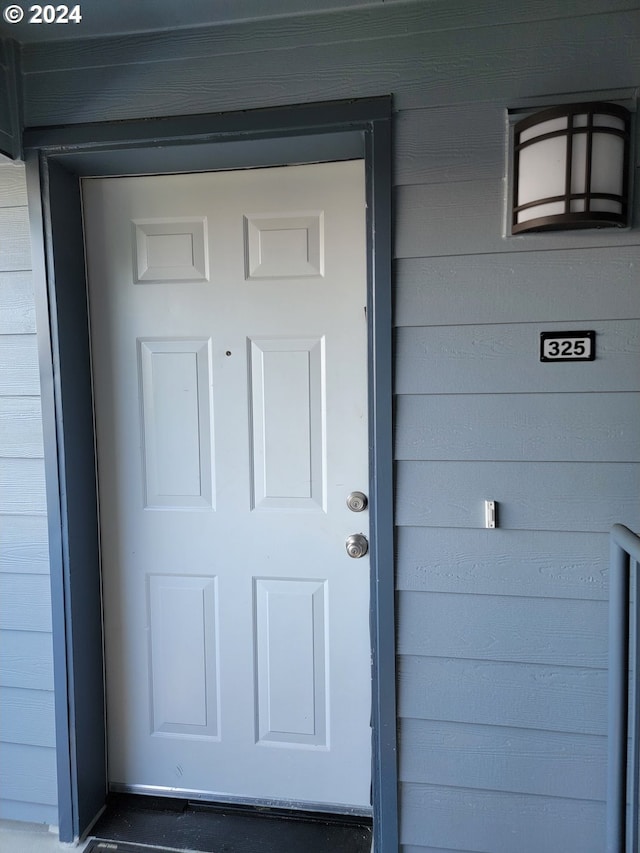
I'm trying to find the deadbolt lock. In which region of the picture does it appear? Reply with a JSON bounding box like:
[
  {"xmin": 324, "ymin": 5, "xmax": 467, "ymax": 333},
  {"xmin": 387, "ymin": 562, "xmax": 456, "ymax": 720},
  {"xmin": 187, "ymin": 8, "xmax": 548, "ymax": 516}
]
[
  {"xmin": 345, "ymin": 534, "xmax": 369, "ymax": 559},
  {"xmin": 346, "ymin": 491, "xmax": 368, "ymax": 512}
]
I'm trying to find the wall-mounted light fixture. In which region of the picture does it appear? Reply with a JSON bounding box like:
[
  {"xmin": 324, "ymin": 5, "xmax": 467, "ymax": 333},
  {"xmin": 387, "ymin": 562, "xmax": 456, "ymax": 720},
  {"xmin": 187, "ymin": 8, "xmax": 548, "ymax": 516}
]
[{"xmin": 512, "ymin": 102, "xmax": 631, "ymax": 234}]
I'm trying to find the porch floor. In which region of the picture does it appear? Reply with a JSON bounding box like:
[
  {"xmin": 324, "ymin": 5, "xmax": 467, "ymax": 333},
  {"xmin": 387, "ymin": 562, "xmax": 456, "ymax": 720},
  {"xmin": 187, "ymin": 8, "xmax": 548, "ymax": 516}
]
[{"xmin": 0, "ymin": 819, "xmax": 90, "ymax": 851}]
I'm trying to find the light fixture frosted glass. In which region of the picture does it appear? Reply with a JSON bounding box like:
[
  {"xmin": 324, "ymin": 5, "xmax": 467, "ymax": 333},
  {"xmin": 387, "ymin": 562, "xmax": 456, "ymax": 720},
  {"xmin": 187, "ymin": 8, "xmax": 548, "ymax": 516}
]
[{"xmin": 512, "ymin": 102, "xmax": 630, "ymax": 234}]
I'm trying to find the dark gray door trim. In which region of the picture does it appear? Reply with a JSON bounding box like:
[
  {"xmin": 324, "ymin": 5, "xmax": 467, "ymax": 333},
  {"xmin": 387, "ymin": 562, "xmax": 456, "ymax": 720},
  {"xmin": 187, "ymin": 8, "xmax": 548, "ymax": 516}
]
[
  {"xmin": 0, "ymin": 37, "xmax": 22, "ymax": 160},
  {"xmin": 24, "ymin": 96, "xmax": 397, "ymax": 850}
]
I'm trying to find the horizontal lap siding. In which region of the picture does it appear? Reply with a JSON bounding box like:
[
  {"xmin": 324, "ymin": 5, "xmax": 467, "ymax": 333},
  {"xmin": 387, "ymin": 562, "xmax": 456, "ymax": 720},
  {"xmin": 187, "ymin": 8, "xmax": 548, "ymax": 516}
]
[
  {"xmin": 385, "ymin": 7, "xmax": 636, "ymax": 851},
  {"xmin": 396, "ymin": 321, "xmax": 640, "ymax": 394},
  {"xmin": 393, "ymin": 107, "xmax": 638, "ymax": 853},
  {"xmin": 396, "ymin": 461, "xmax": 640, "ymax": 531},
  {"xmin": 0, "ymin": 687, "xmax": 56, "ymax": 748},
  {"xmin": 0, "ymin": 162, "xmax": 56, "ymax": 825},
  {"xmin": 401, "ymin": 784, "xmax": 605, "ymax": 853},
  {"xmin": 397, "ymin": 592, "xmax": 606, "ymax": 667},
  {"xmin": 398, "ymin": 656, "xmax": 607, "ymax": 736},
  {"xmin": 0, "ymin": 335, "xmax": 40, "ymax": 395},
  {"xmin": 0, "ymin": 515, "xmax": 51, "ymax": 574},
  {"xmin": 0, "ymin": 574, "xmax": 52, "ymax": 632},
  {"xmin": 395, "ymin": 180, "xmax": 640, "ymax": 258},
  {"xmin": 395, "ymin": 247, "xmax": 640, "ymax": 326},
  {"xmin": 0, "ymin": 458, "xmax": 47, "ymax": 514},
  {"xmin": 11, "ymin": 1, "xmax": 640, "ymax": 848},
  {"xmin": 20, "ymin": 9, "xmax": 640, "ymax": 124},
  {"xmin": 20, "ymin": 0, "xmax": 640, "ymax": 75},
  {"xmin": 0, "ymin": 397, "xmax": 44, "ymax": 458},
  {"xmin": 393, "ymin": 94, "xmax": 639, "ymax": 852},
  {"xmin": 399, "ymin": 718, "xmax": 606, "ymax": 800},
  {"xmin": 0, "ymin": 631, "xmax": 54, "ymax": 690},
  {"xmin": 0, "ymin": 208, "xmax": 31, "ymax": 271},
  {"xmin": 396, "ymin": 528, "xmax": 609, "ymax": 600},
  {"xmin": 0, "ymin": 272, "xmax": 36, "ymax": 334},
  {"xmin": 396, "ymin": 393, "xmax": 640, "ymax": 462},
  {"xmin": 0, "ymin": 743, "xmax": 57, "ymax": 805}
]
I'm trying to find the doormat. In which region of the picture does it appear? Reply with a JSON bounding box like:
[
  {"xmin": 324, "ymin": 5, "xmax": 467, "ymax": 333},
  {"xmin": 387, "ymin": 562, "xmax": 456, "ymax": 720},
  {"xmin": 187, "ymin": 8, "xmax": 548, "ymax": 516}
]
[{"xmin": 87, "ymin": 794, "xmax": 372, "ymax": 853}]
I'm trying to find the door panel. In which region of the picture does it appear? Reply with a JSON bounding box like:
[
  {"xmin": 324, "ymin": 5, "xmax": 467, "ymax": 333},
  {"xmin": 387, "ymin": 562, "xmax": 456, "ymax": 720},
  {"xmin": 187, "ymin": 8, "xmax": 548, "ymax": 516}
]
[
  {"xmin": 82, "ymin": 161, "xmax": 370, "ymax": 811},
  {"xmin": 139, "ymin": 339, "xmax": 214, "ymax": 508},
  {"xmin": 255, "ymin": 578, "xmax": 327, "ymax": 746},
  {"xmin": 249, "ymin": 337, "xmax": 325, "ymax": 509},
  {"xmin": 148, "ymin": 574, "xmax": 219, "ymax": 737}
]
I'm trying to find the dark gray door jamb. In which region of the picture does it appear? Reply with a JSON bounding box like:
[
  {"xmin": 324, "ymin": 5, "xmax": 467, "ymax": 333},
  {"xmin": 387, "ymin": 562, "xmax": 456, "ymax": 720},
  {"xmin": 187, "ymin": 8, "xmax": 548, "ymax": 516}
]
[{"xmin": 24, "ymin": 97, "xmax": 397, "ymax": 850}]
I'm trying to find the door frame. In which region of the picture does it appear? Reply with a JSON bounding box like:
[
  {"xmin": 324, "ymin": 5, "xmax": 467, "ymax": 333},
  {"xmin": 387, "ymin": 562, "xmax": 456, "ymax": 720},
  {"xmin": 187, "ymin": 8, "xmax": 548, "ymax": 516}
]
[{"xmin": 24, "ymin": 97, "xmax": 397, "ymax": 849}]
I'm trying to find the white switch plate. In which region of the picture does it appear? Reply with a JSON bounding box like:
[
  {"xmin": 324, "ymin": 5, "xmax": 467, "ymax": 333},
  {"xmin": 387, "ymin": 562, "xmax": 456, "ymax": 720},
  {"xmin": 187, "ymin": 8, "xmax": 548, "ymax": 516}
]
[{"xmin": 484, "ymin": 500, "xmax": 497, "ymax": 529}]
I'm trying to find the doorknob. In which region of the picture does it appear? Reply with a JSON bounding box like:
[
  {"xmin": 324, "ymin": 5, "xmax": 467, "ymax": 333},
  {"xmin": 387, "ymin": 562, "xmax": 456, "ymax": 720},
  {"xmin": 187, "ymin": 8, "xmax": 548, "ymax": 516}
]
[{"xmin": 345, "ymin": 534, "xmax": 368, "ymax": 558}]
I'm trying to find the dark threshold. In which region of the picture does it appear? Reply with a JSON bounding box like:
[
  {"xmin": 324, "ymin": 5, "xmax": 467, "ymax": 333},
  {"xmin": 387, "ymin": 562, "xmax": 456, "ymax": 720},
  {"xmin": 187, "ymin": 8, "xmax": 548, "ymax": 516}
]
[{"xmin": 86, "ymin": 793, "xmax": 372, "ymax": 853}]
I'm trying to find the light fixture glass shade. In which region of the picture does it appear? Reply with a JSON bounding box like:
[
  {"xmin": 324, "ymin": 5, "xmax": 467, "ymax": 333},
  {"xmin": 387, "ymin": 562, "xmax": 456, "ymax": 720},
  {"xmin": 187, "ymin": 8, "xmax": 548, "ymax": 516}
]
[{"xmin": 512, "ymin": 102, "xmax": 631, "ymax": 234}]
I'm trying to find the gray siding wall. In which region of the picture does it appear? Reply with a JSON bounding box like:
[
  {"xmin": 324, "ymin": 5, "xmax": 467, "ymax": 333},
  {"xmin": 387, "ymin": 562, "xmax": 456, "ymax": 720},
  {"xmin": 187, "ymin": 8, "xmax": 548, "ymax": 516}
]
[
  {"xmin": 11, "ymin": 1, "xmax": 640, "ymax": 849},
  {"xmin": 0, "ymin": 158, "xmax": 57, "ymax": 825}
]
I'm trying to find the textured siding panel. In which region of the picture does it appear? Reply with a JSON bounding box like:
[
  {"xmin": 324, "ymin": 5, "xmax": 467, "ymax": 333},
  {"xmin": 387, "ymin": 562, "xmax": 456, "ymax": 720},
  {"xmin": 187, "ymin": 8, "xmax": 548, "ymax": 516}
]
[
  {"xmin": 0, "ymin": 207, "xmax": 30, "ymax": 270},
  {"xmin": 0, "ymin": 458, "xmax": 47, "ymax": 515},
  {"xmin": 0, "ymin": 165, "xmax": 27, "ymax": 206},
  {"xmin": 398, "ymin": 656, "xmax": 607, "ymax": 735},
  {"xmin": 0, "ymin": 272, "xmax": 36, "ymax": 334},
  {"xmin": 0, "ymin": 335, "xmax": 40, "ymax": 395},
  {"xmin": 21, "ymin": 0, "xmax": 639, "ymax": 74},
  {"xmin": 396, "ymin": 461, "xmax": 640, "ymax": 531},
  {"xmin": 0, "ymin": 743, "xmax": 57, "ymax": 805},
  {"xmin": 21, "ymin": 10, "xmax": 640, "ymax": 124},
  {"xmin": 0, "ymin": 631, "xmax": 54, "ymax": 690},
  {"xmin": 400, "ymin": 784, "xmax": 605, "ymax": 853},
  {"xmin": 0, "ymin": 397, "xmax": 44, "ymax": 457},
  {"xmin": 396, "ymin": 393, "xmax": 640, "ymax": 462},
  {"xmin": 395, "ymin": 247, "xmax": 640, "ymax": 327},
  {"xmin": 399, "ymin": 718, "xmax": 606, "ymax": 800},
  {"xmin": 395, "ymin": 179, "xmax": 640, "ymax": 259},
  {"xmin": 396, "ymin": 321, "xmax": 640, "ymax": 395},
  {"xmin": 0, "ymin": 687, "xmax": 56, "ymax": 747},
  {"xmin": 0, "ymin": 515, "xmax": 50, "ymax": 574},
  {"xmin": 393, "ymin": 105, "xmax": 505, "ymax": 186},
  {"xmin": 397, "ymin": 592, "xmax": 606, "ymax": 667},
  {"xmin": 396, "ymin": 528, "xmax": 608, "ymax": 600},
  {"xmin": 0, "ymin": 574, "xmax": 52, "ymax": 632},
  {"xmin": 0, "ymin": 162, "xmax": 55, "ymax": 822}
]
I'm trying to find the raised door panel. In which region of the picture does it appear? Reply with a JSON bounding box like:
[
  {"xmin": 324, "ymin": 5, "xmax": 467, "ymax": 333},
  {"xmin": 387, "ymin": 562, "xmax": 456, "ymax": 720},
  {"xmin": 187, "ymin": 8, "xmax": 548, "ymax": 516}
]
[
  {"xmin": 249, "ymin": 337, "xmax": 325, "ymax": 511},
  {"xmin": 254, "ymin": 578, "xmax": 327, "ymax": 747},
  {"xmin": 244, "ymin": 212, "xmax": 324, "ymax": 279},
  {"xmin": 139, "ymin": 339, "xmax": 214, "ymax": 509},
  {"xmin": 133, "ymin": 218, "xmax": 209, "ymax": 282},
  {"xmin": 148, "ymin": 575, "xmax": 219, "ymax": 737}
]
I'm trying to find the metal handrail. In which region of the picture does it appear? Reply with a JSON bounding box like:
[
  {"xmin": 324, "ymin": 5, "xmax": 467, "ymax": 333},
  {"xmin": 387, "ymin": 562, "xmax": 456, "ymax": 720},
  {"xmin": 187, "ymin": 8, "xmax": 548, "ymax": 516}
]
[{"xmin": 608, "ymin": 524, "xmax": 640, "ymax": 853}]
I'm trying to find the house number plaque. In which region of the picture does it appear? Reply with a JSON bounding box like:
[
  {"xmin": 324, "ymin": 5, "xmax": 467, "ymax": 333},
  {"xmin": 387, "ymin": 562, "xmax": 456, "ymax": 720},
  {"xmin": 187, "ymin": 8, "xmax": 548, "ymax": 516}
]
[{"xmin": 540, "ymin": 331, "xmax": 596, "ymax": 362}]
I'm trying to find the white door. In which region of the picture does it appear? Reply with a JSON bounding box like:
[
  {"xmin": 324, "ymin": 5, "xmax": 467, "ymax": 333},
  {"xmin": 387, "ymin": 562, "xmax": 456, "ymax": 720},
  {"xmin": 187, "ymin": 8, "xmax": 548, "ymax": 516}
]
[{"xmin": 82, "ymin": 161, "xmax": 371, "ymax": 811}]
